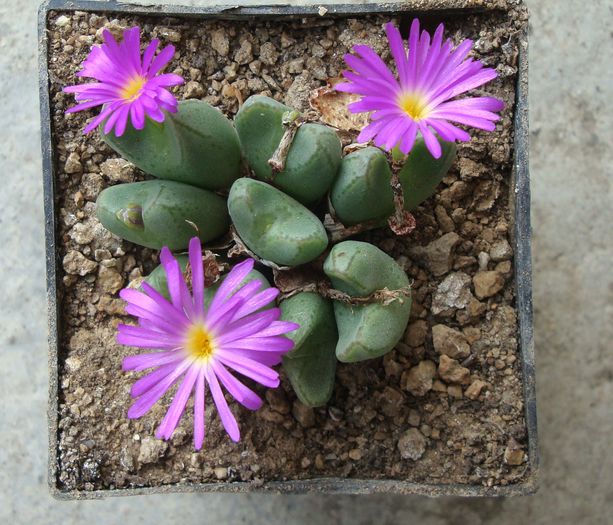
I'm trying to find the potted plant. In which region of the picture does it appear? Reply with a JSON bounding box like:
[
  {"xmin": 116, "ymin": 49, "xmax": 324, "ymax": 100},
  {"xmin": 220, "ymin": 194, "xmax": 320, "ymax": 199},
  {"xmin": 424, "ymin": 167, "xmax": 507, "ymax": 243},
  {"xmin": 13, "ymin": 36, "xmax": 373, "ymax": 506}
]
[{"xmin": 39, "ymin": 0, "xmax": 536, "ymax": 499}]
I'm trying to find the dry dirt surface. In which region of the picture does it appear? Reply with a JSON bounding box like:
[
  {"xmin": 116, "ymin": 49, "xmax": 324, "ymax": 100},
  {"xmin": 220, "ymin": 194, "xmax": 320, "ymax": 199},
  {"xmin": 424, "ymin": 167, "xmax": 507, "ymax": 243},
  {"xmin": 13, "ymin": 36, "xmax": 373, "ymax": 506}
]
[{"xmin": 46, "ymin": 6, "xmax": 530, "ymax": 492}]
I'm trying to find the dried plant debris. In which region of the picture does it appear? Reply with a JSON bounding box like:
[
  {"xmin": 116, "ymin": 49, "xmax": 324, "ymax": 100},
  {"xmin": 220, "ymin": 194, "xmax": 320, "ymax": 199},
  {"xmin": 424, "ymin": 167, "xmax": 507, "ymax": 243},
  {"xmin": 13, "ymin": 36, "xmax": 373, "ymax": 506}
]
[
  {"xmin": 309, "ymin": 77, "xmax": 370, "ymax": 132},
  {"xmin": 48, "ymin": 6, "xmax": 528, "ymax": 492}
]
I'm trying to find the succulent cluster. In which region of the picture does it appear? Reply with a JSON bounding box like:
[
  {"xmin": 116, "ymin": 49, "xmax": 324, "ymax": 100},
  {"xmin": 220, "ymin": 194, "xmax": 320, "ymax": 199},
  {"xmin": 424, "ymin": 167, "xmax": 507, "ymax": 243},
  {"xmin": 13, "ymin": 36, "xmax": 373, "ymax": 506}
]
[
  {"xmin": 95, "ymin": 93, "xmax": 457, "ymax": 407},
  {"xmin": 66, "ymin": 21, "xmax": 503, "ymax": 434}
]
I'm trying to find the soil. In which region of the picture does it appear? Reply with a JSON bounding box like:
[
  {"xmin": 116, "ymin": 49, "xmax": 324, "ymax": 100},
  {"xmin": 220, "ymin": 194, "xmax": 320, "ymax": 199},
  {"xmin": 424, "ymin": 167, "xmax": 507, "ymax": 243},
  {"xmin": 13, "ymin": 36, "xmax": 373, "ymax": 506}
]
[{"xmin": 46, "ymin": 4, "xmax": 530, "ymax": 493}]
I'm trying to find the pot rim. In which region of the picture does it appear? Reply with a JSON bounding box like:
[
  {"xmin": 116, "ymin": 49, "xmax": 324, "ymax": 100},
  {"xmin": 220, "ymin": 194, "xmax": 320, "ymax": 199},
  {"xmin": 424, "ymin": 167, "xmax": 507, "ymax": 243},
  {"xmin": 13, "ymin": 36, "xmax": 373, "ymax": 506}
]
[{"xmin": 39, "ymin": 0, "xmax": 536, "ymax": 499}]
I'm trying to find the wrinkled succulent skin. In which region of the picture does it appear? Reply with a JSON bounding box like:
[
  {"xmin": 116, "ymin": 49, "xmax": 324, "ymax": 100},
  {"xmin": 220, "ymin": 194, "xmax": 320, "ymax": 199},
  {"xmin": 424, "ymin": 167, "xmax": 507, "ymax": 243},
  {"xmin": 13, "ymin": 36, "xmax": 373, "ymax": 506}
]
[
  {"xmin": 228, "ymin": 177, "xmax": 328, "ymax": 267},
  {"xmin": 330, "ymin": 147, "xmax": 395, "ymax": 226},
  {"xmin": 103, "ymin": 100, "xmax": 242, "ymax": 191},
  {"xmin": 235, "ymin": 95, "xmax": 342, "ymax": 205},
  {"xmin": 96, "ymin": 179, "xmax": 229, "ymax": 250},
  {"xmin": 323, "ymin": 241, "xmax": 412, "ymax": 363},
  {"xmin": 281, "ymin": 293, "xmax": 338, "ymax": 407},
  {"xmin": 399, "ymin": 137, "xmax": 457, "ymax": 211}
]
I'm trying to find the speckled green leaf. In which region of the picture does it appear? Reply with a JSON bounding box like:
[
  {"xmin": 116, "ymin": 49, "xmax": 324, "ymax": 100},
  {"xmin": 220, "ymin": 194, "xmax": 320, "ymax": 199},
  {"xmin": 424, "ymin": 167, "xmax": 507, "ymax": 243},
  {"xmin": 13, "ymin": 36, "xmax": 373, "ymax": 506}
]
[
  {"xmin": 323, "ymin": 241, "xmax": 412, "ymax": 363},
  {"xmin": 281, "ymin": 292, "xmax": 338, "ymax": 407},
  {"xmin": 235, "ymin": 95, "xmax": 342, "ymax": 205},
  {"xmin": 330, "ymin": 147, "xmax": 395, "ymax": 226},
  {"xmin": 228, "ymin": 178, "xmax": 328, "ymax": 266},
  {"xmin": 102, "ymin": 100, "xmax": 241, "ymax": 191},
  {"xmin": 96, "ymin": 180, "xmax": 229, "ymax": 250},
  {"xmin": 399, "ymin": 137, "xmax": 457, "ymax": 210}
]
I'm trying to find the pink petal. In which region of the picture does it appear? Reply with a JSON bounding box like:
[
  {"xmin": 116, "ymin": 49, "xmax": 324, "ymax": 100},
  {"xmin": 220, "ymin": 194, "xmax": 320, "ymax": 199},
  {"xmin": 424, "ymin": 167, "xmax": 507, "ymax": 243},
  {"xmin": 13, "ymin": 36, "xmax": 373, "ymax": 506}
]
[
  {"xmin": 193, "ymin": 368, "xmax": 206, "ymax": 449},
  {"xmin": 205, "ymin": 367, "xmax": 240, "ymax": 442},
  {"xmin": 123, "ymin": 350, "xmax": 183, "ymax": 372},
  {"xmin": 130, "ymin": 101, "xmax": 146, "ymax": 130},
  {"xmin": 418, "ymin": 122, "xmax": 443, "ymax": 159},
  {"xmin": 147, "ymin": 45, "xmax": 176, "ymax": 77},
  {"xmin": 113, "ymin": 105, "xmax": 131, "ymax": 137},
  {"xmin": 160, "ymin": 247, "xmax": 195, "ymax": 318},
  {"xmin": 230, "ymin": 287, "xmax": 278, "ymax": 321},
  {"xmin": 216, "ymin": 350, "xmax": 280, "ymax": 387},
  {"xmin": 211, "ymin": 361, "xmax": 263, "ymax": 411},
  {"xmin": 127, "ymin": 358, "xmax": 191, "ymax": 419},
  {"xmin": 398, "ymin": 120, "xmax": 419, "ymax": 154},
  {"xmin": 217, "ymin": 308, "xmax": 281, "ymax": 345},
  {"xmin": 130, "ymin": 362, "xmax": 177, "ymax": 397},
  {"xmin": 156, "ymin": 364, "xmax": 199, "ymax": 440},
  {"xmin": 250, "ymin": 320, "xmax": 300, "ymax": 338},
  {"xmin": 384, "ymin": 22, "xmax": 409, "ymax": 85}
]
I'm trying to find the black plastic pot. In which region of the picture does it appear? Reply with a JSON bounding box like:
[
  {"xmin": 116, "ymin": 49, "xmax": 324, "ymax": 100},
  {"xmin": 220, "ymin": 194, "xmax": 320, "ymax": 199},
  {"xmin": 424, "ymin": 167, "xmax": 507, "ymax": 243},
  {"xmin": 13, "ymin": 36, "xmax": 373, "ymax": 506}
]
[{"xmin": 39, "ymin": 0, "xmax": 536, "ymax": 499}]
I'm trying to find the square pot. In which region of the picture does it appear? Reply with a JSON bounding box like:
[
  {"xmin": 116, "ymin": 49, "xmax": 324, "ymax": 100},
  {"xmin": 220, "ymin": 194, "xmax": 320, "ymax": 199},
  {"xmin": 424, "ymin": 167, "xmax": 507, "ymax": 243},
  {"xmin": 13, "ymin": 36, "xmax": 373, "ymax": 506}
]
[{"xmin": 39, "ymin": 0, "xmax": 536, "ymax": 499}]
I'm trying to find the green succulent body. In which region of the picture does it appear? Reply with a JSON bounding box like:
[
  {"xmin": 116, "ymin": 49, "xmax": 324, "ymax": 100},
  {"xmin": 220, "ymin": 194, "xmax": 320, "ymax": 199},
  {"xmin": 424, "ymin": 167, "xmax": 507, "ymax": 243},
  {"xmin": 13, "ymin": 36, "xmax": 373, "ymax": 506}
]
[
  {"xmin": 330, "ymin": 147, "xmax": 395, "ymax": 226},
  {"xmin": 92, "ymin": 93, "xmax": 462, "ymax": 404},
  {"xmin": 324, "ymin": 241, "xmax": 412, "ymax": 363},
  {"xmin": 281, "ymin": 293, "xmax": 338, "ymax": 407},
  {"xmin": 228, "ymin": 178, "xmax": 328, "ymax": 267},
  {"xmin": 102, "ymin": 100, "xmax": 241, "ymax": 191},
  {"xmin": 235, "ymin": 95, "xmax": 342, "ymax": 206},
  {"xmin": 96, "ymin": 179, "xmax": 229, "ymax": 250},
  {"xmin": 399, "ymin": 137, "xmax": 457, "ymax": 211}
]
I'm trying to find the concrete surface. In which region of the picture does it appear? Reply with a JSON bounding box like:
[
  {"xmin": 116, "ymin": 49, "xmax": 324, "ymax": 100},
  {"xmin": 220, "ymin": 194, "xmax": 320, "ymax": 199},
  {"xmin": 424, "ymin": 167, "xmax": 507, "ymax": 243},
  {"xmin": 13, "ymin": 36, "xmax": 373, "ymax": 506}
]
[{"xmin": 1, "ymin": 0, "xmax": 611, "ymax": 523}]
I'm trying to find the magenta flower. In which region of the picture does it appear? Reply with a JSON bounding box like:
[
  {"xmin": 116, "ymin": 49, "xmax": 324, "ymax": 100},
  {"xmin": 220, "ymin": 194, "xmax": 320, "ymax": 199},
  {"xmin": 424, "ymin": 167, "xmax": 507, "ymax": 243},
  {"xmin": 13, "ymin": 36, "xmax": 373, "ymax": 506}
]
[
  {"xmin": 64, "ymin": 26, "xmax": 184, "ymax": 137},
  {"xmin": 118, "ymin": 237, "xmax": 299, "ymax": 449},
  {"xmin": 336, "ymin": 19, "xmax": 504, "ymax": 158}
]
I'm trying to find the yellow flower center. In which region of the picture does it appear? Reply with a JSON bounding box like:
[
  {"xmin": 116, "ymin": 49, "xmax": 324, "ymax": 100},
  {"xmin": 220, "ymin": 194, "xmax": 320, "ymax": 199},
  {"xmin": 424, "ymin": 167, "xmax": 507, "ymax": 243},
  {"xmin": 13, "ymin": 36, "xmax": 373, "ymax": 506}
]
[
  {"xmin": 121, "ymin": 76, "xmax": 146, "ymax": 101},
  {"xmin": 185, "ymin": 325, "xmax": 216, "ymax": 362},
  {"xmin": 397, "ymin": 92, "xmax": 430, "ymax": 122}
]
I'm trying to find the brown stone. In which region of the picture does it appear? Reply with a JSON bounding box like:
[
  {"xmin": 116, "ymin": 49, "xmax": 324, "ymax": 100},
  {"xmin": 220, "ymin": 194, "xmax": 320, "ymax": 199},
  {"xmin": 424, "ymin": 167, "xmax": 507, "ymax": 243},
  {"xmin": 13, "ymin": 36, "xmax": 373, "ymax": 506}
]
[
  {"xmin": 401, "ymin": 360, "xmax": 436, "ymax": 397},
  {"xmin": 490, "ymin": 239, "xmax": 513, "ymax": 261},
  {"xmin": 258, "ymin": 407, "xmax": 285, "ymax": 423},
  {"xmin": 438, "ymin": 355, "xmax": 471, "ymax": 385},
  {"xmin": 97, "ymin": 295, "xmax": 125, "ymax": 315},
  {"xmin": 292, "ymin": 401, "xmax": 315, "ymax": 428},
  {"xmin": 409, "ymin": 232, "xmax": 461, "ymax": 277},
  {"xmin": 447, "ymin": 385, "xmax": 463, "ymax": 399},
  {"xmin": 405, "ymin": 320, "xmax": 428, "ymax": 347},
  {"xmin": 184, "ymin": 80, "xmax": 205, "ymax": 99},
  {"xmin": 210, "ymin": 28, "xmax": 229, "ymax": 56},
  {"xmin": 266, "ymin": 389, "xmax": 290, "ymax": 414},
  {"xmin": 397, "ymin": 428, "xmax": 427, "ymax": 460},
  {"xmin": 431, "ymin": 272, "xmax": 473, "ymax": 316},
  {"xmin": 97, "ymin": 266, "xmax": 124, "ymax": 294},
  {"xmin": 473, "ymin": 270, "xmax": 505, "ymax": 299},
  {"xmin": 348, "ymin": 449, "xmax": 363, "ymax": 461},
  {"xmin": 100, "ymin": 158, "xmax": 136, "ymax": 183},
  {"xmin": 64, "ymin": 152, "xmax": 82, "ymax": 174},
  {"xmin": 432, "ymin": 380, "xmax": 448, "ymax": 393},
  {"xmin": 62, "ymin": 250, "xmax": 97, "ymax": 276},
  {"xmin": 137, "ymin": 437, "xmax": 168, "ymax": 465},
  {"xmin": 434, "ymin": 205, "xmax": 455, "ymax": 233},
  {"xmin": 379, "ymin": 387, "xmax": 405, "ymax": 417},
  {"xmin": 234, "ymin": 39, "xmax": 253, "ymax": 64},
  {"xmin": 504, "ymin": 438, "xmax": 525, "ymax": 465},
  {"xmin": 432, "ymin": 324, "xmax": 471, "ymax": 359},
  {"xmin": 81, "ymin": 173, "xmax": 104, "ymax": 201},
  {"xmin": 465, "ymin": 379, "xmax": 487, "ymax": 400}
]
